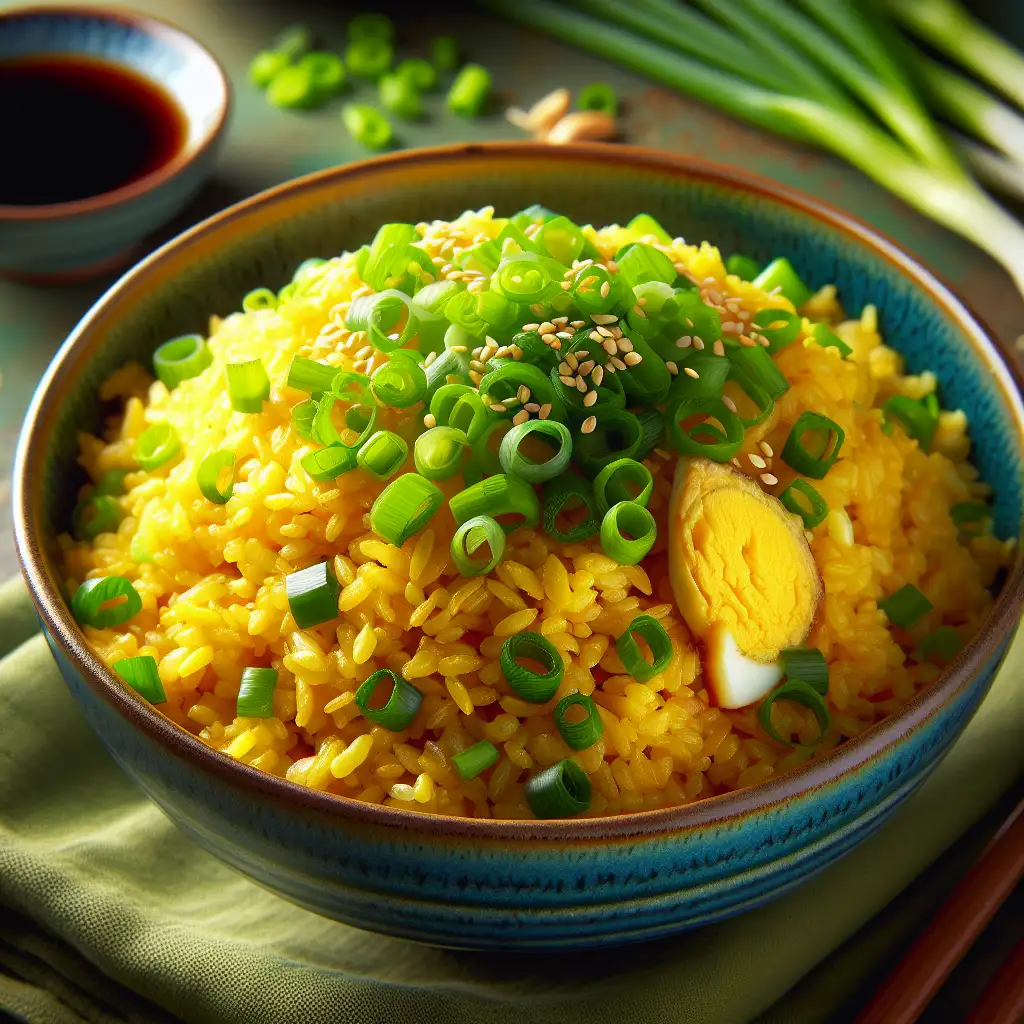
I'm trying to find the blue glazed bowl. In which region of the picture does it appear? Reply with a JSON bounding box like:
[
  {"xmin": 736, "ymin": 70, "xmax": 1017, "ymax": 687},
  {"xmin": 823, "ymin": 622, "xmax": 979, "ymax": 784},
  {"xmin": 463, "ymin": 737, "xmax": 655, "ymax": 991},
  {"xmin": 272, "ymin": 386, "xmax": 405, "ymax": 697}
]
[
  {"xmin": 0, "ymin": 5, "xmax": 229, "ymax": 281},
  {"xmin": 14, "ymin": 144, "xmax": 1024, "ymax": 949}
]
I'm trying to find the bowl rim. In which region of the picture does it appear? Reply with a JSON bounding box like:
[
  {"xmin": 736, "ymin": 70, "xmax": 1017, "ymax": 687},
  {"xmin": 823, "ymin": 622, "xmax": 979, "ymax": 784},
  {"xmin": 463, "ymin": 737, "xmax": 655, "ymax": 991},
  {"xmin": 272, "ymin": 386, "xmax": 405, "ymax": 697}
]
[
  {"xmin": 0, "ymin": 4, "xmax": 230, "ymax": 222},
  {"xmin": 14, "ymin": 141, "xmax": 1024, "ymax": 842}
]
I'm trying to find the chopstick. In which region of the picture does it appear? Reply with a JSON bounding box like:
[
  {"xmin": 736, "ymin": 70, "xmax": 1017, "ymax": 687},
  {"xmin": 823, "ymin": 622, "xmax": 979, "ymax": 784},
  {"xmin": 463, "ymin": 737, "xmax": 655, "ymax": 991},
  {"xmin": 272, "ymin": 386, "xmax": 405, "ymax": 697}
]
[
  {"xmin": 854, "ymin": 797, "xmax": 1024, "ymax": 1024},
  {"xmin": 963, "ymin": 936, "xmax": 1024, "ymax": 1024}
]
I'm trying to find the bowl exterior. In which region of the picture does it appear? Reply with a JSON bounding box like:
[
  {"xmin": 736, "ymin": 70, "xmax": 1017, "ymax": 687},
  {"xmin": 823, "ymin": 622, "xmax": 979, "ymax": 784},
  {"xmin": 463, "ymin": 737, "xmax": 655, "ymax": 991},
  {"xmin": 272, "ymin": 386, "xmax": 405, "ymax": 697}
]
[
  {"xmin": 0, "ymin": 7, "xmax": 228, "ymax": 277},
  {"xmin": 17, "ymin": 145, "xmax": 1024, "ymax": 948}
]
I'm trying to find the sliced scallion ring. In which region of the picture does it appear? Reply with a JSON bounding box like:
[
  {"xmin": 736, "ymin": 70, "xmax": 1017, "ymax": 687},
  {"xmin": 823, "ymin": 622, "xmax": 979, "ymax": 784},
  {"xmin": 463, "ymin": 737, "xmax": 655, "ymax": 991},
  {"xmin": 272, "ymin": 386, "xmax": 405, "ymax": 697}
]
[
  {"xmin": 136, "ymin": 424, "xmax": 181, "ymax": 471},
  {"xmin": 593, "ymin": 458, "xmax": 653, "ymax": 515},
  {"xmin": 615, "ymin": 614, "xmax": 672, "ymax": 683},
  {"xmin": 452, "ymin": 740, "xmax": 500, "ymax": 780},
  {"xmin": 666, "ymin": 396, "xmax": 744, "ymax": 463},
  {"xmin": 553, "ymin": 693, "xmax": 604, "ymax": 750},
  {"xmin": 752, "ymin": 308, "xmax": 802, "ymax": 352},
  {"xmin": 758, "ymin": 679, "xmax": 831, "ymax": 748},
  {"xmin": 357, "ymin": 430, "xmax": 408, "ymax": 480},
  {"xmin": 72, "ymin": 495, "xmax": 122, "ymax": 541},
  {"xmin": 883, "ymin": 395, "xmax": 937, "ymax": 449},
  {"xmin": 287, "ymin": 356, "xmax": 340, "ymax": 395},
  {"xmin": 371, "ymin": 472, "xmax": 444, "ymax": 546},
  {"xmin": 541, "ymin": 475, "xmax": 601, "ymax": 543},
  {"xmin": 600, "ymin": 501, "xmax": 657, "ymax": 566},
  {"xmin": 779, "ymin": 478, "xmax": 829, "ymax": 528},
  {"xmin": 781, "ymin": 411, "xmax": 845, "ymax": 479},
  {"xmin": 451, "ymin": 515, "xmax": 506, "ymax": 577},
  {"xmin": 285, "ymin": 561, "xmax": 340, "ymax": 629},
  {"xmin": 498, "ymin": 419, "xmax": 573, "ymax": 483},
  {"xmin": 879, "ymin": 583, "xmax": 932, "ymax": 628},
  {"xmin": 197, "ymin": 450, "xmax": 236, "ymax": 504},
  {"xmin": 780, "ymin": 647, "xmax": 829, "ymax": 695},
  {"xmin": 525, "ymin": 759, "xmax": 591, "ymax": 818},
  {"xmin": 153, "ymin": 334, "xmax": 211, "ymax": 390},
  {"xmin": 450, "ymin": 474, "xmax": 540, "ymax": 535},
  {"xmin": 71, "ymin": 576, "xmax": 142, "ymax": 629},
  {"xmin": 500, "ymin": 632, "xmax": 564, "ymax": 703},
  {"xmin": 355, "ymin": 668, "xmax": 423, "ymax": 731},
  {"xmin": 113, "ymin": 655, "xmax": 166, "ymax": 704},
  {"xmin": 237, "ymin": 667, "xmax": 278, "ymax": 718},
  {"xmin": 301, "ymin": 445, "xmax": 360, "ymax": 482},
  {"xmin": 414, "ymin": 426, "xmax": 467, "ymax": 481},
  {"xmin": 226, "ymin": 359, "xmax": 271, "ymax": 413}
]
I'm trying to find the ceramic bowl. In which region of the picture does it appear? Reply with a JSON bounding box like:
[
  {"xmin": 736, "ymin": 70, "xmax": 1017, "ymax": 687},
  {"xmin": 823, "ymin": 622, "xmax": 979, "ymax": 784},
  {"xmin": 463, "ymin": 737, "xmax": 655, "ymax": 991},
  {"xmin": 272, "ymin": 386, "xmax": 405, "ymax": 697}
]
[
  {"xmin": 0, "ymin": 5, "xmax": 229, "ymax": 281},
  {"xmin": 14, "ymin": 143, "xmax": 1024, "ymax": 949}
]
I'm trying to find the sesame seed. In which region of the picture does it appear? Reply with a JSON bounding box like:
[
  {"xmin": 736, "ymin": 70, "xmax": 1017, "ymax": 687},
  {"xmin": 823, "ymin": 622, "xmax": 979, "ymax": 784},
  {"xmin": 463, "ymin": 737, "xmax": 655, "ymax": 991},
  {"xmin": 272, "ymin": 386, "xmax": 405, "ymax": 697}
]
[
  {"xmin": 693, "ymin": 337, "xmax": 706, "ymax": 351},
  {"xmin": 353, "ymin": 360, "xmax": 366, "ymax": 373},
  {"xmin": 560, "ymin": 281, "xmax": 572, "ymax": 290},
  {"xmin": 591, "ymin": 365, "xmax": 605, "ymax": 386},
  {"xmin": 539, "ymin": 322, "xmax": 556, "ymax": 335},
  {"xmin": 722, "ymin": 396, "xmax": 738, "ymax": 413},
  {"xmin": 490, "ymin": 403, "xmax": 507, "ymax": 413},
  {"xmin": 530, "ymin": 303, "xmax": 546, "ymax": 317},
  {"xmin": 512, "ymin": 409, "xmax": 530, "ymax": 426},
  {"xmin": 517, "ymin": 385, "xmax": 531, "ymax": 403},
  {"xmin": 550, "ymin": 339, "xmax": 562, "ymax": 350},
  {"xmin": 676, "ymin": 336, "xmax": 693, "ymax": 348},
  {"xmin": 605, "ymin": 260, "xmax": 619, "ymax": 273},
  {"xmin": 448, "ymin": 344, "xmax": 469, "ymax": 353},
  {"xmin": 624, "ymin": 352, "xmax": 643, "ymax": 366},
  {"xmin": 761, "ymin": 473, "xmax": 779, "ymax": 487},
  {"xmin": 577, "ymin": 259, "xmax": 594, "ymax": 269},
  {"xmin": 606, "ymin": 364, "xmax": 616, "ymax": 373},
  {"xmin": 581, "ymin": 275, "xmax": 600, "ymax": 289},
  {"xmin": 618, "ymin": 337, "xmax": 634, "ymax": 352},
  {"xmin": 731, "ymin": 458, "xmax": 742, "ymax": 468},
  {"xmin": 558, "ymin": 361, "xmax": 572, "ymax": 376},
  {"xmin": 470, "ymin": 359, "xmax": 487, "ymax": 372},
  {"xmin": 552, "ymin": 316, "xmax": 569, "ymax": 325},
  {"xmin": 522, "ymin": 323, "xmax": 540, "ymax": 332},
  {"xmin": 738, "ymin": 335, "xmax": 757, "ymax": 348},
  {"xmin": 423, "ymin": 351, "xmax": 437, "ymax": 367},
  {"xmin": 602, "ymin": 339, "xmax": 618, "ymax": 356},
  {"xmin": 469, "ymin": 370, "xmax": 483, "ymax": 385},
  {"xmin": 748, "ymin": 453, "xmax": 767, "ymax": 469},
  {"xmin": 441, "ymin": 264, "xmax": 454, "ymax": 274},
  {"xmin": 431, "ymin": 255, "xmax": 446, "ymax": 266},
  {"xmin": 591, "ymin": 313, "xmax": 618, "ymax": 325},
  {"xmin": 565, "ymin": 352, "xmax": 579, "ymax": 370},
  {"xmin": 589, "ymin": 330, "xmax": 604, "ymax": 343},
  {"xmin": 759, "ymin": 441, "xmax": 774, "ymax": 457},
  {"xmin": 684, "ymin": 367, "xmax": 700, "ymax": 379},
  {"xmin": 600, "ymin": 281, "xmax": 611, "ymax": 298},
  {"xmin": 708, "ymin": 290, "xmax": 723, "ymax": 304},
  {"xmin": 576, "ymin": 376, "xmax": 587, "ymax": 392},
  {"xmin": 596, "ymin": 325, "xmax": 614, "ymax": 338},
  {"xmin": 423, "ymin": 413, "xmax": 437, "ymax": 428},
  {"xmin": 610, "ymin": 325, "xmax": 623, "ymax": 339},
  {"xmin": 737, "ymin": 310, "xmax": 751, "ymax": 321},
  {"xmin": 713, "ymin": 340, "xmax": 726, "ymax": 356},
  {"xmin": 583, "ymin": 390, "xmax": 598, "ymax": 407},
  {"xmin": 510, "ymin": 346, "xmax": 525, "ymax": 360},
  {"xmin": 759, "ymin": 336, "xmax": 772, "ymax": 348},
  {"xmin": 539, "ymin": 404, "xmax": 552, "ymax": 419},
  {"xmin": 559, "ymin": 374, "xmax": 576, "ymax": 387},
  {"xmin": 581, "ymin": 415, "xmax": 598, "ymax": 434},
  {"xmin": 555, "ymin": 330, "xmax": 574, "ymax": 340},
  {"xmin": 611, "ymin": 356, "xmax": 628, "ymax": 371},
  {"xmin": 503, "ymin": 397, "xmax": 520, "ymax": 407},
  {"xmin": 525, "ymin": 402, "xmax": 541, "ymax": 413},
  {"xmin": 637, "ymin": 296, "xmax": 648, "ymax": 306},
  {"xmin": 654, "ymin": 448, "xmax": 673, "ymax": 460},
  {"xmin": 666, "ymin": 361, "xmax": 678, "ymax": 375},
  {"xmin": 570, "ymin": 320, "xmax": 586, "ymax": 329},
  {"xmin": 684, "ymin": 318, "xmax": 694, "ymax": 329},
  {"xmin": 355, "ymin": 345, "xmax": 373, "ymax": 359},
  {"xmin": 494, "ymin": 346, "xmax": 510, "ymax": 359},
  {"xmin": 578, "ymin": 359, "xmax": 596, "ymax": 375},
  {"xmin": 471, "ymin": 347, "xmax": 485, "ymax": 360},
  {"xmin": 632, "ymin": 305, "xmax": 648, "ymax": 319},
  {"xmin": 446, "ymin": 374, "xmax": 462, "ymax": 385}
]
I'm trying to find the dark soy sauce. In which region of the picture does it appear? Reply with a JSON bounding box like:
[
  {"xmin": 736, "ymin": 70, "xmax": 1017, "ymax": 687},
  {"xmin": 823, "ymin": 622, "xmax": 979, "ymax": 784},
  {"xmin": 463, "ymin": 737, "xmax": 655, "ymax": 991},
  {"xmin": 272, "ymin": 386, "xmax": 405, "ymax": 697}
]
[{"xmin": 0, "ymin": 56, "xmax": 187, "ymax": 206}]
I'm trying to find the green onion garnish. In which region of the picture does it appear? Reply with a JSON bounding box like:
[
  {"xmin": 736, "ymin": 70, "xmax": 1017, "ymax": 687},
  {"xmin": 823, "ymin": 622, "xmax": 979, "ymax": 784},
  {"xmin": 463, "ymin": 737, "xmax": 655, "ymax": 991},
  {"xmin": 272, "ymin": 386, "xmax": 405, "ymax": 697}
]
[
  {"xmin": 758, "ymin": 680, "xmax": 831, "ymax": 747},
  {"xmin": 341, "ymin": 103, "xmax": 393, "ymax": 149},
  {"xmin": 541, "ymin": 474, "xmax": 601, "ymax": 543},
  {"xmin": 249, "ymin": 50, "xmax": 290, "ymax": 89},
  {"xmin": 616, "ymin": 243, "xmax": 677, "ymax": 290},
  {"xmin": 593, "ymin": 458, "xmax": 653, "ymax": 515},
  {"xmin": 94, "ymin": 469, "xmax": 130, "ymax": 497},
  {"xmin": 71, "ymin": 576, "xmax": 142, "ymax": 629},
  {"xmin": 287, "ymin": 357, "xmax": 339, "ymax": 395},
  {"xmin": 536, "ymin": 215, "xmax": 587, "ymax": 266},
  {"xmin": 272, "ymin": 23, "xmax": 313, "ymax": 60},
  {"xmin": 780, "ymin": 647, "xmax": 829, "ymax": 695},
  {"xmin": 615, "ymin": 333, "xmax": 672, "ymax": 405},
  {"xmin": 355, "ymin": 668, "xmax": 423, "ymax": 731},
  {"xmin": 297, "ymin": 52, "xmax": 346, "ymax": 103},
  {"xmin": 136, "ymin": 424, "xmax": 181, "ymax": 471},
  {"xmin": 371, "ymin": 472, "xmax": 444, "ymax": 546},
  {"xmin": 153, "ymin": 334, "xmax": 212, "ymax": 390},
  {"xmin": 880, "ymin": 583, "xmax": 933, "ymax": 628},
  {"xmin": 635, "ymin": 408, "xmax": 665, "ymax": 459},
  {"xmin": 113, "ymin": 655, "xmax": 166, "ymax": 704},
  {"xmin": 447, "ymin": 391, "xmax": 492, "ymax": 440},
  {"xmin": 301, "ymin": 445, "xmax": 360, "ymax": 482},
  {"xmin": 951, "ymin": 501, "xmax": 989, "ymax": 528},
  {"xmin": 348, "ymin": 12, "xmax": 394, "ymax": 41},
  {"xmin": 431, "ymin": 35, "xmax": 460, "ymax": 71},
  {"xmin": 600, "ymin": 501, "xmax": 657, "ymax": 566},
  {"xmin": 571, "ymin": 261, "xmax": 622, "ymax": 313},
  {"xmin": 266, "ymin": 64, "xmax": 321, "ymax": 110},
  {"xmin": 525, "ymin": 759, "xmax": 591, "ymax": 819},
  {"xmin": 226, "ymin": 359, "xmax": 271, "ymax": 414},
  {"xmin": 285, "ymin": 561, "xmax": 340, "ymax": 629},
  {"xmin": 379, "ymin": 71, "xmax": 423, "ymax": 119},
  {"xmin": 578, "ymin": 81, "xmax": 618, "ymax": 115},
  {"xmin": 728, "ymin": 345, "xmax": 790, "ymax": 401},
  {"xmin": 666, "ymin": 396, "xmax": 745, "ymax": 463},
  {"xmin": 450, "ymin": 474, "xmax": 540, "ymax": 535},
  {"xmin": 370, "ymin": 355, "xmax": 427, "ymax": 407},
  {"xmin": 479, "ymin": 363, "xmax": 565, "ymax": 420},
  {"xmin": 919, "ymin": 626, "xmax": 963, "ymax": 665},
  {"xmin": 72, "ymin": 495, "xmax": 121, "ymax": 541},
  {"xmin": 752, "ymin": 308, "xmax": 802, "ymax": 353},
  {"xmin": 615, "ymin": 614, "xmax": 672, "ymax": 683},
  {"xmin": 573, "ymin": 408, "xmax": 644, "ymax": 475},
  {"xmin": 781, "ymin": 411, "xmax": 845, "ymax": 478},
  {"xmin": 725, "ymin": 253, "xmax": 761, "ymax": 280},
  {"xmin": 752, "ymin": 257, "xmax": 812, "ymax": 308},
  {"xmin": 397, "ymin": 57, "xmax": 438, "ymax": 91},
  {"xmin": 312, "ymin": 391, "xmax": 376, "ymax": 449},
  {"xmin": 498, "ymin": 419, "xmax": 573, "ymax": 483},
  {"xmin": 357, "ymin": 430, "xmax": 408, "ymax": 480},
  {"xmin": 344, "ymin": 37, "xmax": 394, "ymax": 79},
  {"xmin": 242, "ymin": 287, "xmax": 277, "ymax": 313},
  {"xmin": 668, "ymin": 352, "xmax": 730, "ymax": 402},
  {"xmin": 237, "ymin": 667, "xmax": 278, "ymax": 718},
  {"xmin": 346, "ymin": 290, "xmax": 421, "ymax": 351},
  {"xmin": 807, "ymin": 321, "xmax": 852, "ymax": 358},
  {"xmin": 626, "ymin": 212, "xmax": 670, "ymax": 244},
  {"xmin": 500, "ymin": 632, "xmax": 565, "ymax": 703},
  {"xmin": 883, "ymin": 395, "xmax": 937, "ymax": 449},
  {"xmin": 292, "ymin": 400, "xmax": 317, "ymax": 440},
  {"xmin": 447, "ymin": 63, "xmax": 492, "ymax": 116},
  {"xmin": 453, "ymin": 740, "xmax": 500, "ymax": 781},
  {"xmin": 414, "ymin": 426, "xmax": 467, "ymax": 481},
  {"xmin": 779, "ymin": 478, "xmax": 829, "ymax": 529},
  {"xmin": 553, "ymin": 693, "xmax": 604, "ymax": 750},
  {"xmin": 451, "ymin": 515, "xmax": 506, "ymax": 578},
  {"xmin": 197, "ymin": 450, "xmax": 236, "ymax": 504}
]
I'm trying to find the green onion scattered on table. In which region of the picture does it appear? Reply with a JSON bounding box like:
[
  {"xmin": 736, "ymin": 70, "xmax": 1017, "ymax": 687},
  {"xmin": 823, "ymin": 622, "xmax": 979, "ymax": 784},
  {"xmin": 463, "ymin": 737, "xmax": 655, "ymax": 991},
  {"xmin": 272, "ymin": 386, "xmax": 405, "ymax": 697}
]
[{"xmin": 342, "ymin": 103, "xmax": 393, "ymax": 148}]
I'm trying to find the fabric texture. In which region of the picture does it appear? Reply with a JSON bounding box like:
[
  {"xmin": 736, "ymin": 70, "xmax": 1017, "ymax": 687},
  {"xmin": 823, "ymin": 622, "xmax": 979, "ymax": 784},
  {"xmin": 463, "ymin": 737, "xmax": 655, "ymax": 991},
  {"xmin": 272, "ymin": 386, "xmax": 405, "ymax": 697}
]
[{"xmin": 0, "ymin": 574, "xmax": 1022, "ymax": 1024}]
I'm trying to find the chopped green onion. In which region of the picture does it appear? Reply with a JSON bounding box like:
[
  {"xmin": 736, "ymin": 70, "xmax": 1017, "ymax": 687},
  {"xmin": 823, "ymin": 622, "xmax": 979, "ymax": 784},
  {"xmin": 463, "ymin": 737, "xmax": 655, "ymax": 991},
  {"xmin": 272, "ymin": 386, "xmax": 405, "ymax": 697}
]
[
  {"xmin": 536, "ymin": 215, "xmax": 587, "ymax": 265},
  {"xmin": 136, "ymin": 424, "xmax": 181, "ymax": 471},
  {"xmin": 593, "ymin": 458, "xmax": 653, "ymax": 515},
  {"xmin": 525, "ymin": 759, "xmax": 591, "ymax": 818},
  {"xmin": 226, "ymin": 359, "xmax": 271, "ymax": 413},
  {"xmin": 237, "ymin": 667, "xmax": 278, "ymax": 718},
  {"xmin": 573, "ymin": 409, "xmax": 644, "ymax": 475},
  {"xmin": 379, "ymin": 71, "xmax": 423, "ymax": 119},
  {"xmin": 71, "ymin": 576, "xmax": 142, "ymax": 629},
  {"xmin": 342, "ymin": 103, "xmax": 393, "ymax": 148},
  {"xmin": 780, "ymin": 478, "xmax": 829, "ymax": 528},
  {"xmin": 501, "ymin": 632, "xmax": 565, "ymax": 702},
  {"xmin": 883, "ymin": 395, "xmax": 937, "ymax": 449},
  {"xmin": 312, "ymin": 391, "xmax": 376, "ymax": 449},
  {"xmin": 285, "ymin": 561, "xmax": 340, "ymax": 628},
  {"xmin": 371, "ymin": 473, "xmax": 444, "ymax": 545},
  {"xmin": 752, "ymin": 308, "xmax": 802, "ymax": 353},
  {"xmin": 242, "ymin": 287, "xmax": 277, "ymax": 313},
  {"xmin": 880, "ymin": 583, "xmax": 933, "ymax": 628},
  {"xmin": 451, "ymin": 515, "xmax": 506, "ymax": 577},
  {"xmin": 249, "ymin": 50, "xmax": 290, "ymax": 89},
  {"xmin": 424, "ymin": 347, "xmax": 471, "ymax": 403},
  {"xmin": 728, "ymin": 345, "xmax": 790, "ymax": 401},
  {"xmin": 542, "ymin": 474, "xmax": 601, "ymax": 543},
  {"xmin": 266, "ymin": 64, "xmax": 320, "ymax": 109},
  {"xmin": 626, "ymin": 212, "xmax": 670, "ymax": 243},
  {"xmin": 450, "ymin": 474, "xmax": 540, "ymax": 535},
  {"xmin": 113, "ymin": 656, "xmax": 165, "ymax": 703},
  {"xmin": 924, "ymin": 392, "xmax": 940, "ymax": 419},
  {"xmin": 344, "ymin": 37, "xmax": 393, "ymax": 79},
  {"xmin": 153, "ymin": 334, "xmax": 212, "ymax": 389},
  {"xmin": 666, "ymin": 396, "xmax": 745, "ymax": 462},
  {"xmin": 355, "ymin": 669, "xmax": 423, "ymax": 731},
  {"xmin": 553, "ymin": 693, "xmax": 604, "ymax": 750},
  {"xmin": 397, "ymin": 57, "xmax": 437, "ymax": 91},
  {"xmin": 370, "ymin": 355, "xmax": 427, "ymax": 408},
  {"xmin": 752, "ymin": 257, "xmax": 812, "ymax": 307},
  {"xmin": 357, "ymin": 430, "xmax": 408, "ymax": 480},
  {"xmin": 578, "ymin": 81, "xmax": 618, "ymax": 115},
  {"xmin": 272, "ymin": 23, "xmax": 313, "ymax": 60},
  {"xmin": 479, "ymin": 363, "xmax": 565, "ymax": 421},
  {"xmin": 616, "ymin": 243, "xmax": 677, "ymax": 290},
  {"xmin": 301, "ymin": 445, "xmax": 359, "ymax": 482},
  {"xmin": 780, "ymin": 647, "xmax": 829, "ymax": 695},
  {"xmin": 348, "ymin": 12, "xmax": 394, "ymax": 42},
  {"xmin": 288, "ymin": 357, "xmax": 339, "ymax": 395},
  {"xmin": 635, "ymin": 408, "xmax": 665, "ymax": 459},
  {"xmin": 72, "ymin": 495, "xmax": 121, "ymax": 541},
  {"xmin": 346, "ymin": 290, "xmax": 420, "ymax": 351},
  {"xmin": 615, "ymin": 614, "xmax": 672, "ymax": 682},
  {"xmin": 615, "ymin": 333, "xmax": 672, "ymax": 404},
  {"xmin": 758, "ymin": 679, "xmax": 831, "ymax": 747},
  {"xmin": 808, "ymin": 321, "xmax": 852, "ymax": 358},
  {"xmin": 414, "ymin": 426, "xmax": 467, "ymax": 481},
  {"xmin": 448, "ymin": 391, "xmax": 492, "ymax": 441},
  {"xmin": 412, "ymin": 279, "xmax": 463, "ymax": 320},
  {"xmin": 447, "ymin": 63, "xmax": 491, "ymax": 116},
  {"xmin": 493, "ymin": 252, "xmax": 563, "ymax": 304},
  {"xmin": 781, "ymin": 411, "xmax": 845, "ymax": 478},
  {"xmin": 94, "ymin": 470, "xmax": 130, "ymax": 497},
  {"xmin": 919, "ymin": 626, "xmax": 963, "ymax": 665},
  {"xmin": 667, "ymin": 352, "xmax": 730, "ymax": 402},
  {"xmin": 726, "ymin": 253, "xmax": 761, "ymax": 280},
  {"xmin": 453, "ymin": 740, "xmax": 499, "ymax": 780},
  {"xmin": 197, "ymin": 450, "xmax": 236, "ymax": 504},
  {"xmin": 951, "ymin": 501, "xmax": 989, "ymax": 528},
  {"xmin": 498, "ymin": 419, "xmax": 573, "ymax": 483},
  {"xmin": 600, "ymin": 501, "xmax": 657, "ymax": 566},
  {"xmin": 673, "ymin": 290, "xmax": 723, "ymax": 345},
  {"xmin": 432, "ymin": 35, "xmax": 460, "ymax": 71},
  {"xmin": 571, "ymin": 262, "xmax": 623, "ymax": 313}
]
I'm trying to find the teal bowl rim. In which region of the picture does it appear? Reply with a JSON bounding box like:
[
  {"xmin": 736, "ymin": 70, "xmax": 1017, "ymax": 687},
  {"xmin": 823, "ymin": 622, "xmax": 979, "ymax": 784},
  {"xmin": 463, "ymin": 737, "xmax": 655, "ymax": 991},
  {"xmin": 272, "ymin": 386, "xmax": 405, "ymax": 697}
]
[
  {"xmin": 0, "ymin": 3, "xmax": 231, "ymax": 222},
  {"xmin": 14, "ymin": 141, "xmax": 1024, "ymax": 842}
]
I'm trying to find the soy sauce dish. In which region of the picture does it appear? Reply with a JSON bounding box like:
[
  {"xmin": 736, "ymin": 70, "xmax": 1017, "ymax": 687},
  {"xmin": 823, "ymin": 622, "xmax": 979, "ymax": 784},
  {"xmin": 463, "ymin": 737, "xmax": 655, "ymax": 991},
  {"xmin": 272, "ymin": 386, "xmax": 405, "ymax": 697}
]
[
  {"xmin": 15, "ymin": 144, "xmax": 1024, "ymax": 949},
  {"xmin": 0, "ymin": 5, "xmax": 228, "ymax": 281}
]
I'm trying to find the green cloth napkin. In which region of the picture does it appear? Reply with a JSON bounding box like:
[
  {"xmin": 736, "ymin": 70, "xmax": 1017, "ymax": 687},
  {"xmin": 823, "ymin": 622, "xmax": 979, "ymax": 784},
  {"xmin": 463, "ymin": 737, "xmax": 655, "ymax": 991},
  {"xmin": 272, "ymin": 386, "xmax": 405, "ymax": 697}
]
[{"xmin": 1, "ymin": 575, "xmax": 1022, "ymax": 1024}]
